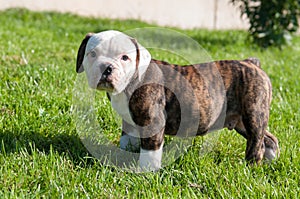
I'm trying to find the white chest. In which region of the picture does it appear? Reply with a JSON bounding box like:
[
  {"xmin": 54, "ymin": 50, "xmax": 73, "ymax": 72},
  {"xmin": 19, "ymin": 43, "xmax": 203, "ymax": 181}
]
[{"xmin": 110, "ymin": 92, "xmax": 135, "ymax": 126}]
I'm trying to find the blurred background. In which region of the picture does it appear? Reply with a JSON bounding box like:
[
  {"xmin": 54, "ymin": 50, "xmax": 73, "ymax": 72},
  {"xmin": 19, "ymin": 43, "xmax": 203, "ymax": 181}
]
[{"xmin": 0, "ymin": 0, "xmax": 248, "ymax": 29}]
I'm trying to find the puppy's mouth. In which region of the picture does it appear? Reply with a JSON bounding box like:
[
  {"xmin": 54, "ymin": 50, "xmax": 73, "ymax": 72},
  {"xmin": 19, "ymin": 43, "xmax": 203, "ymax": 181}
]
[{"xmin": 97, "ymin": 65, "xmax": 114, "ymax": 91}]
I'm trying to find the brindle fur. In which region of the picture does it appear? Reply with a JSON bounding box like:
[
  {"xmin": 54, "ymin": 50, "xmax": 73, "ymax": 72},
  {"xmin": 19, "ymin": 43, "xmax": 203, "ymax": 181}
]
[
  {"xmin": 124, "ymin": 59, "xmax": 279, "ymax": 164},
  {"xmin": 76, "ymin": 34, "xmax": 279, "ymax": 165}
]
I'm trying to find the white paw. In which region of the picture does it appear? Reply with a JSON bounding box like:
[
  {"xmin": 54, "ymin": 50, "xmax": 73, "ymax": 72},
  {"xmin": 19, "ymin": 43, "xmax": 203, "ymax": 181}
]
[
  {"xmin": 139, "ymin": 143, "xmax": 163, "ymax": 172},
  {"xmin": 120, "ymin": 134, "xmax": 140, "ymax": 152},
  {"xmin": 264, "ymin": 147, "xmax": 277, "ymax": 161}
]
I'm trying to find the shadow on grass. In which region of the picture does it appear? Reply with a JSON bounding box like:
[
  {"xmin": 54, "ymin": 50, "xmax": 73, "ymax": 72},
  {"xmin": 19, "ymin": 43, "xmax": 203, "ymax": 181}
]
[{"xmin": 0, "ymin": 130, "xmax": 94, "ymax": 166}]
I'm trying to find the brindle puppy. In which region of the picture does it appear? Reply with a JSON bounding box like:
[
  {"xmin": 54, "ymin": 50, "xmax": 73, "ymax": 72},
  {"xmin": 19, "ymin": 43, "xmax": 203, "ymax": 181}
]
[{"xmin": 76, "ymin": 30, "xmax": 279, "ymax": 171}]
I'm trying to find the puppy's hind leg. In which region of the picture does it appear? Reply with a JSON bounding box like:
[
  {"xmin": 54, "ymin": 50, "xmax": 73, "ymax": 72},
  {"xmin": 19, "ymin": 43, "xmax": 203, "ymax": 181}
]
[
  {"xmin": 235, "ymin": 123, "xmax": 279, "ymax": 163},
  {"xmin": 238, "ymin": 112, "xmax": 266, "ymax": 164},
  {"xmin": 263, "ymin": 130, "xmax": 280, "ymax": 161}
]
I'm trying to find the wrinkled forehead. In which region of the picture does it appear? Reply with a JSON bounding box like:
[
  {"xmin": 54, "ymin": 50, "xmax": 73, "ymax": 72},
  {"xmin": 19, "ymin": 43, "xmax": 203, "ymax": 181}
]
[{"xmin": 86, "ymin": 31, "xmax": 135, "ymax": 55}]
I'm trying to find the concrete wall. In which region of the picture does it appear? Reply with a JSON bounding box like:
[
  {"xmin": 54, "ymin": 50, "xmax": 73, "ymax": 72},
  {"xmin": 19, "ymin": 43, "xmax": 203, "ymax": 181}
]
[{"xmin": 0, "ymin": 0, "xmax": 249, "ymax": 29}]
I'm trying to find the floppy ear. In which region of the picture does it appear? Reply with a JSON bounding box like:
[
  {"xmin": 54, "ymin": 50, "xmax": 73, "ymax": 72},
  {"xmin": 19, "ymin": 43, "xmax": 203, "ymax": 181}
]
[
  {"xmin": 130, "ymin": 38, "xmax": 151, "ymax": 80},
  {"xmin": 76, "ymin": 33, "xmax": 94, "ymax": 73}
]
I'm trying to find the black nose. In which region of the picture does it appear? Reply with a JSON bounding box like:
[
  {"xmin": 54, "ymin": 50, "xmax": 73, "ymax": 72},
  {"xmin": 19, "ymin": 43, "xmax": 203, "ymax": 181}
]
[
  {"xmin": 103, "ymin": 64, "xmax": 112, "ymax": 76},
  {"xmin": 100, "ymin": 64, "xmax": 113, "ymax": 83}
]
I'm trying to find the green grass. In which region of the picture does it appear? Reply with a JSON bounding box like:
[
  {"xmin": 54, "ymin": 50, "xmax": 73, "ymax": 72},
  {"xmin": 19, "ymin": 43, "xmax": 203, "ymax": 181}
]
[{"xmin": 0, "ymin": 8, "xmax": 299, "ymax": 198}]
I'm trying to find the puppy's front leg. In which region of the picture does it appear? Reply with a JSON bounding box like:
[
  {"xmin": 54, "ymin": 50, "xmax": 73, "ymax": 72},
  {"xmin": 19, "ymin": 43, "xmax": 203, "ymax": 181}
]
[
  {"xmin": 128, "ymin": 83, "xmax": 166, "ymax": 171},
  {"xmin": 120, "ymin": 120, "xmax": 140, "ymax": 152},
  {"xmin": 139, "ymin": 132, "xmax": 164, "ymax": 172}
]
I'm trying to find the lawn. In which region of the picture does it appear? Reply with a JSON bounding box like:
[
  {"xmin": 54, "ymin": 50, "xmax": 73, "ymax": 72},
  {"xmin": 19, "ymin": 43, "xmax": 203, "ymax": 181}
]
[{"xmin": 0, "ymin": 8, "xmax": 299, "ymax": 198}]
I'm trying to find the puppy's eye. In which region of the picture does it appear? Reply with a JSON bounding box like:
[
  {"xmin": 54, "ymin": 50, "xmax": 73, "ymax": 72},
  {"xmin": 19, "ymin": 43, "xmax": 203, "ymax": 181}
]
[
  {"xmin": 90, "ymin": 51, "xmax": 96, "ymax": 58},
  {"xmin": 121, "ymin": 55, "xmax": 129, "ymax": 61}
]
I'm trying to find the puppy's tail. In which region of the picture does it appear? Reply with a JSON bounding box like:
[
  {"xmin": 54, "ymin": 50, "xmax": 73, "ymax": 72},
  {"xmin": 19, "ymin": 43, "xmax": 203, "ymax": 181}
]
[{"xmin": 244, "ymin": 57, "xmax": 261, "ymax": 68}]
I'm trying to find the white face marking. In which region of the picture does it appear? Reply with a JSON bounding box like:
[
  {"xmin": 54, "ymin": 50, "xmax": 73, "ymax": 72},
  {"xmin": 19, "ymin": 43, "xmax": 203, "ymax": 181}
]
[
  {"xmin": 139, "ymin": 142, "xmax": 164, "ymax": 172},
  {"xmin": 82, "ymin": 30, "xmax": 151, "ymax": 94}
]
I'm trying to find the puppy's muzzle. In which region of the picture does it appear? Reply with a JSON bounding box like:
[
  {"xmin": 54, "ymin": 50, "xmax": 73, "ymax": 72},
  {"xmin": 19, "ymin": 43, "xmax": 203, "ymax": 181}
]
[{"xmin": 97, "ymin": 64, "xmax": 113, "ymax": 89}]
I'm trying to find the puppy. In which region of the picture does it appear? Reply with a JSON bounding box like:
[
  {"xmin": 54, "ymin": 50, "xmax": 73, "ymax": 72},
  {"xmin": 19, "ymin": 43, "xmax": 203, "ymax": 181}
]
[{"xmin": 76, "ymin": 30, "xmax": 279, "ymax": 171}]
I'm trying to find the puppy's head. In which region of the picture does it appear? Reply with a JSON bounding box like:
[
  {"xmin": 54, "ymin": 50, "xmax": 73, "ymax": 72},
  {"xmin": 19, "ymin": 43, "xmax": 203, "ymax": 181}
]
[{"xmin": 76, "ymin": 30, "xmax": 151, "ymax": 94}]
